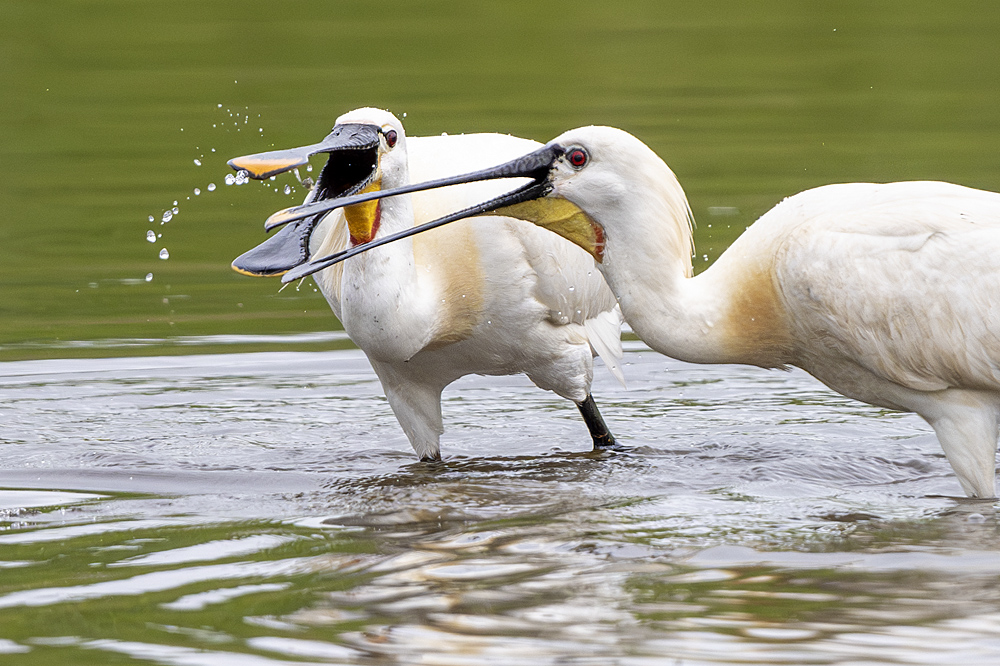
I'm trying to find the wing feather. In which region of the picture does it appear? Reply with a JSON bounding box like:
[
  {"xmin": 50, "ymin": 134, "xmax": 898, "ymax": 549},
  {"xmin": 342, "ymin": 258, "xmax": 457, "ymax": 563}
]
[{"xmin": 775, "ymin": 183, "xmax": 1000, "ymax": 392}]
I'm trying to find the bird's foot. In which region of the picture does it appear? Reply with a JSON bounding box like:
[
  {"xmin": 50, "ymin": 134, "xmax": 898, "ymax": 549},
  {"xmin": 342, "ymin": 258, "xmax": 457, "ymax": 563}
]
[{"xmin": 592, "ymin": 433, "xmax": 617, "ymax": 450}]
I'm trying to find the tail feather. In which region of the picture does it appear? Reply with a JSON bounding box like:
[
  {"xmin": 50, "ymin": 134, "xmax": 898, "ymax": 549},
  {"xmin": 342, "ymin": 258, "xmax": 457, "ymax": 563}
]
[{"xmin": 585, "ymin": 306, "xmax": 627, "ymax": 389}]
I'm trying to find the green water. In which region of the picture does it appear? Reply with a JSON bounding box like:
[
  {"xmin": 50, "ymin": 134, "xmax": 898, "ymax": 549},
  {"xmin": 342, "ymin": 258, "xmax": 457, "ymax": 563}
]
[{"xmin": 5, "ymin": 0, "xmax": 1000, "ymax": 359}]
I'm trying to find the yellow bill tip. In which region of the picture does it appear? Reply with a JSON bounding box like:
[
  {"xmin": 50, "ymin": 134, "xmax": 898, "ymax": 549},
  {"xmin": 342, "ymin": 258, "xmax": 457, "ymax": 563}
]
[{"xmin": 227, "ymin": 154, "xmax": 308, "ymax": 180}]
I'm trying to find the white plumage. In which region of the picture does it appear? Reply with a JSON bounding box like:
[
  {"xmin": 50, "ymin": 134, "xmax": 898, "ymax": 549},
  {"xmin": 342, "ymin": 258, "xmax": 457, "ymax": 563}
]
[
  {"xmin": 289, "ymin": 110, "xmax": 625, "ymax": 460},
  {"xmin": 375, "ymin": 125, "xmax": 1000, "ymax": 497}
]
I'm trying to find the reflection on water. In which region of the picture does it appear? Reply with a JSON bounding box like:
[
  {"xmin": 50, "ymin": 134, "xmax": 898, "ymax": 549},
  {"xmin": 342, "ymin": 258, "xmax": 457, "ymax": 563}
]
[{"xmin": 1, "ymin": 344, "xmax": 997, "ymax": 664}]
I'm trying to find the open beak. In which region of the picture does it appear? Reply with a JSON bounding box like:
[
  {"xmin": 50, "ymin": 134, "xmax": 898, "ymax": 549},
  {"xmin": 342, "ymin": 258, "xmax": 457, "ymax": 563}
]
[
  {"xmin": 230, "ymin": 124, "xmax": 382, "ymax": 276},
  {"xmin": 279, "ymin": 143, "xmax": 568, "ymax": 283}
]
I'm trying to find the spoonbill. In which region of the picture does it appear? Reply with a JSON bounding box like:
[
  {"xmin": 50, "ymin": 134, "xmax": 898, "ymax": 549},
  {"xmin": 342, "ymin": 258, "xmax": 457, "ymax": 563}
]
[
  {"xmin": 228, "ymin": 110, "xmax": 625, "ymax": 461},
  {"xmin": 285, "ymin": 125, "xmax": 1000, "ymax": 498}
]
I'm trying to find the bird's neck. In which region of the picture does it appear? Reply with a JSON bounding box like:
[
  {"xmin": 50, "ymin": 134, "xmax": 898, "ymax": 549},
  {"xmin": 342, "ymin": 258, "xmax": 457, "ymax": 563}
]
[
  {"xmin": 601, "ymin": 195, "xmax": 794, "ymax": 369},
  {"xmin": 338, "ymin": 193, "xmax": 440, "ymax": 362}
]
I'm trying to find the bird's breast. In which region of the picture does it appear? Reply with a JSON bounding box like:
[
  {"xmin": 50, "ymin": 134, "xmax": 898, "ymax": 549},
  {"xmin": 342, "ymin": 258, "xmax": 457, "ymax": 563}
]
[{"xmin": 412, "ymin": 222, "xmax": 486, "ymax": 351}]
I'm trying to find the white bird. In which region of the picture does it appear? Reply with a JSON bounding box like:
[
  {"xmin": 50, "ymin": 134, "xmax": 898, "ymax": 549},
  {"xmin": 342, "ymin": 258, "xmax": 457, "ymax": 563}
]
[
  {"xmin": 301, "ymin": 125, "xmax": 1000, "ymax": 498},
  {"xmin": 228, "ymin": 110, "xmax": 625, "ymax": 461}
]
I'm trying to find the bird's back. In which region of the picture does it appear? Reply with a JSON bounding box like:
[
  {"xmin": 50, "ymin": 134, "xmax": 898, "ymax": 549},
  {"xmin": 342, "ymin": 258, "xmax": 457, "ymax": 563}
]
[{"xmin": 766, "ymin": 181, "xmax": 1000, "ymax": 393}]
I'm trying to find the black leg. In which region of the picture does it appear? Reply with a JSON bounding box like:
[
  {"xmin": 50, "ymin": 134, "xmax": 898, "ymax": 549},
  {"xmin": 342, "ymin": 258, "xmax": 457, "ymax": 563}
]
[{"xmin": 576, "ymin": 394, "xmax": 616, "ymax": 449}]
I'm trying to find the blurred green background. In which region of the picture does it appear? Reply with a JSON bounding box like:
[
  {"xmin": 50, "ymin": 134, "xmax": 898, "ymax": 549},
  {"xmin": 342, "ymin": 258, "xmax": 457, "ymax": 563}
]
[{"xmin": 3, "ymin": 0, "xmax": 1000, "ymax": 360}]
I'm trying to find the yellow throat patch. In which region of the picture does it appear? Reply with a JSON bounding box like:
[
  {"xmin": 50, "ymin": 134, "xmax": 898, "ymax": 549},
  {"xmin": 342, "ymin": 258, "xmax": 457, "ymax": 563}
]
[
  {"xmin": 344, "ymin": 181, "xmax": 382, "ymax": 244},
  {"xmin": 492, "ymin": 197, "xmax": 605, "ymax": 262}
]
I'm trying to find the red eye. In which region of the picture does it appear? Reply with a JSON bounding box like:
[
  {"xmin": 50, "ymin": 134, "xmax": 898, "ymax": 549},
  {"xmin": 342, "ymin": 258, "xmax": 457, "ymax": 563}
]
[
  {"xmin": 568, "ymin": 148, "xmax": 588, "ymax": 168},
  {"xmin": 384, "ymin": 129, "xmax": 398, "ymax": 148}
]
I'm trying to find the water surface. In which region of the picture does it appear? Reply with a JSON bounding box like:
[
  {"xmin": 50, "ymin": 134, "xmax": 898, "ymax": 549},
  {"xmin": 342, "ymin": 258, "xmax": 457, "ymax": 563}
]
[{"xmin": 2, "ymin": 345, "xmax": 999, "ymax": 664}]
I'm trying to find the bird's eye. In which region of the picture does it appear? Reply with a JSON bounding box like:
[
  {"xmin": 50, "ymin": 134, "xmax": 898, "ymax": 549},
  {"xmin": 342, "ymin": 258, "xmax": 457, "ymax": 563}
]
[
  {"xmin": 567, "ymin": 148, "xmax": 588, "ymax": 168},
  {"xmin": 384, "ymin": 129, "xmax": 398, "ymax": 148}
]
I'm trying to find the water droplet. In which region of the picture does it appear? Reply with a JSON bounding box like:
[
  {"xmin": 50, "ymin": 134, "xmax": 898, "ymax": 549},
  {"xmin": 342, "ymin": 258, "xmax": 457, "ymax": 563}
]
[
  {"xmin": 207, "ymin": 183, "xmax": 216, "ymax": 192},
  {"xmin": 211, "ymin": 148, "xmax": 216, "ymax": 152},
  {"xmin": 259, "ymin": 128, "xmax": 263, "ymax": 133},
  {"xmin": 283, "ymin": 184, "xmax": 291, "ymax": 195},
  {"xmin": 146, "ymin": 230, "xmax": 156, "ymax": 243},
  {"xmin": 159, "ymin": 248, "xmax": 170, "ymax": 260},
  {"xmin": 162, "ymin": 210, "xmax": 173, "ymax": 223},
  {"xmin": 212, "ymin": 124, "xmax": 217, "ymax": 128},
  {"xmin": 172, "ymin": 201, "xmax": 178, "ymax": 206},
  {"xmin": 225, "ymin": 174, "xmax": 236, "ymax": 185},
  {"xmin": 172, "ymin": 206, "xmax": 179, "ymax": 214},
  {"xmin": 193, "ymin": 159, "xmax": 202, "ymax": 166},
  {"xmin": 217, "ymin": 103, "xmax": 222, "ymax": 108},
  {"xmin": 193, "ymin": 188, "xmax": 201, "ymax": 196},
  {"xmin": 306, "ymin": 164, "xmax": 313, "ymax": 172},
  {"xmin": 148, "ymin": 215, "xmax": 155, "ymax": 223},
  {"xmin": 145, "ymin": 273, "xmax": 153, "ymax": 282},
  {"xmin": 568, "ymin": 286, "xmax": 575, "ymax": 292}
]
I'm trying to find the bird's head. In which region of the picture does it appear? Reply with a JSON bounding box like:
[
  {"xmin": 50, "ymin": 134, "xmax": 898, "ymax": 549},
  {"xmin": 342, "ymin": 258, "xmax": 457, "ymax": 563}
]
[
  {"xmin": 325, "ymin": 107, "xmax": 408, "ymax": 245},
  {"xmin": 227, "ymin": 108, "xmax": 408, "ymax": 276},
  {"xmin": 476, "ymin": 125, "xmax": 654, "ymax": 262}
]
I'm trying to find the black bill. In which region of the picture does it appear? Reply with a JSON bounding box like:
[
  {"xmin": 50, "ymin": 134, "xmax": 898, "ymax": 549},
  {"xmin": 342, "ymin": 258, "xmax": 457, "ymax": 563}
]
[
  {"xmin": 264, "ymin": 143, "xmax": 564, "ymax": 231},
  {"xmin": 279, "ymin": 143, "xmax": 563, "ymax": 283},
  {"xmin": 230, "ymin": 123, "xmax": 382, "ymax": 276}
]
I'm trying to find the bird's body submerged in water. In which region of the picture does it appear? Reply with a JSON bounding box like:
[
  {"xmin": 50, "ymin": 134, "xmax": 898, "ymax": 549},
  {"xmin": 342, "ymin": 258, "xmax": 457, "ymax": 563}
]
[
  {"xmin": 229, "ymin": 110, "xmax": 624, "ymax": 460},
  {"xmin": 302, "ymin": 125, "xmax": 1000, "ymax": 497}
]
